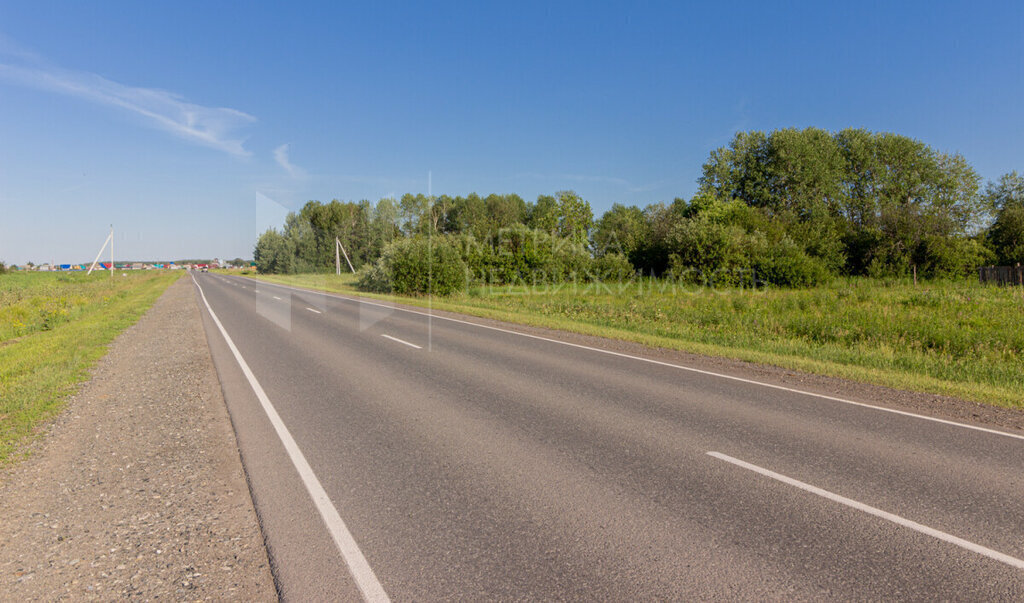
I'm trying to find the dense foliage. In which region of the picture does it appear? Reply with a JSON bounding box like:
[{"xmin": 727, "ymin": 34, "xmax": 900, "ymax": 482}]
[
  {"xmin": 253, "ymin": 128, "xmax": 1018, "ymax": 293},
  {"xmin": 985, "ymin": 172, "xmax": 1024, "ymax": 265}
]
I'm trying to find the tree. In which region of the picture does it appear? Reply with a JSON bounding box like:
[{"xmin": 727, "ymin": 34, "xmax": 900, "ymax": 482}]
[
  {"xmin": 253, "ymin": 229, "xmax": 293, "ymax": 274},
  {"xmin": 399, "ymin": 193, "xmax": 431, "ymax": 236},
  {"xmin": 430, "ymin": 195, "xmax": 456, "ymax": 233},
  {"xmin": 989, "ymin": 206, "xmax": 1024, "ymax": 265},
  {"xmin": 485, "ymin": 194, "xmax": 528, "ymax": 234},
  {"xmin": 984, "ymin": 171, "xmax": 1024, "ymax": 212},
  {"xmin": 371, "ymin": 197, "xmax": 400, "ymax": 253},
  {"xmin": 280, "ymin": 212, "xmax": 318, "ymax": 271},
  {"xmin": 527, "ymin": 194, "xmax": 559, "ymax": 234},
  {"xmin": 699, "ymin": 128, "xmax": 987, "ymax": 276},
  {"xmin": 593, "ymin": 203, "xmax": 646, "ymax": 257},
  {"xmin": 448, "ymin": 193, "xmax": 488, "ymax": 238},
  {"xmin": 555, "ymin": 190, "xmax": 593, "ymax": 246},
  {"xmin": 986, "ymin": 172, "xmax": 1024, "ymax": 264}
]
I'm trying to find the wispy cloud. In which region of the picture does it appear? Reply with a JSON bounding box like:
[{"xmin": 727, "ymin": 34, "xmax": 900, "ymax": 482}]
[
  {"xmin": 274, "ymin": 143, "xmax": 307, "ymax": 178},
  {"xmin": 0, "ymin": 39, "xmax": 256, "ymax": 155}
]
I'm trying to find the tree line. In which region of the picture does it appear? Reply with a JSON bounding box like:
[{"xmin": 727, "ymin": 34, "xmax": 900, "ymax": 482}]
[{"xmin": 254, "ymin": 127, "xmax": 1024, "ymax": 292}]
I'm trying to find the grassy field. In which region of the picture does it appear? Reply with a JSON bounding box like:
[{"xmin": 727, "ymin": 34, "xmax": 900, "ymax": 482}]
[
  {"xmin": 0, "ymin": 271, "xmax": 180, "ymax": 463},
  {"xmin": 247, "ymin": 272, "xmax": 1024, "ymax": 409}
]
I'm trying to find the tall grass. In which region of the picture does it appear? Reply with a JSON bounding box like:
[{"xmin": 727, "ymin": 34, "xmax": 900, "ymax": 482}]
[
  {"xmin": 251, "ymin": 272, "xmax": 1024, "ymax": 408},
  {"xmin": 0, "ymin": 271, "xmax": 180, "ymax": 463}
]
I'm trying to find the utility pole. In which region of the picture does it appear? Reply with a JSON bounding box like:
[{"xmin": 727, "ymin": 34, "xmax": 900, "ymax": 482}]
[
  {"xmin": 87, "ymin": 226, "xmax": 114, "ymax": 276},
  {"xmin": 335, "ymin": 237, "xmax": 355, "ymax": 274}
]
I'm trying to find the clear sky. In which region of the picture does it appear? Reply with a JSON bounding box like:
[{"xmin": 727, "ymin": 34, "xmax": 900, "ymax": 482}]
[{"xmin": 1, "ymin": 1, "xmax": 1021, "ymax": 264}]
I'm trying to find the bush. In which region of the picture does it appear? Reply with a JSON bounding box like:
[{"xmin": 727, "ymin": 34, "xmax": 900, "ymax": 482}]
[
  {"xmin": 752, "ymin": 237, "xmax": 832, "ymax": 287},
  {"xmin": 589, "ymin": 253, "xmax": 635, "ymax": 281},
  {"xmin": 357, "ymin": 236, "xmax": 468, "ymax": 295},
  {"xmin": 918, "ymin": 236, "xmax": 994, "ymax": 278},
  {"xmin": 665, "ymin": 216, "xmax": 831, "ymax": 287},
  {"xmin": 667, "ymin": 218, "xmax": 750, "ymax": 276},
  {"xmin": 988, "ymin": 205, "xmax": 1024, "ymax": 265},
  {"xmin": 483, "ymin": 225, "xmax": 592, "ymax": 284}
]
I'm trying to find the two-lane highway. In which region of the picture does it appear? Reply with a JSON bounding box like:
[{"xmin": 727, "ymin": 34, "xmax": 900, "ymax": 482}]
[{"xmin": 191, "ymin": 272, "xmax": 1024, "ymax": 600}]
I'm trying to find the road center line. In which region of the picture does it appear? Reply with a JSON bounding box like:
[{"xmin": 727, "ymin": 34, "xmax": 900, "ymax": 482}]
[
  {"xmin": 233, "ymin": 276, "xmax": 1024, "ymax": 443},
  {"xmin": 273, "ymin": 295, "xmax": 282, "ymax": 300},
  {"xmin": 306, "ymin": 307, "xmax": 322, "ymax": 314},
  {"xmin": 191, "ymin": 275, "xmax": 389, "ymax": 602},
  {"xmin": 706, "ymin": 451, "xmax": 1024, "ymax": 570},
  {"xmin": 381, "ymin": 334, "xmax": 422, "ymax": 349}
]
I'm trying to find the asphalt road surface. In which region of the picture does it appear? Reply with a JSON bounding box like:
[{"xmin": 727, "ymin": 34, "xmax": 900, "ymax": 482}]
[{"xmin": 191, "ymin": 272, "xmax": 1024, "ymax": 601}]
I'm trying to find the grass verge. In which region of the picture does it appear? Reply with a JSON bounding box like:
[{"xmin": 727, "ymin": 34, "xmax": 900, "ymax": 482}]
[
  {"xmin": 245, "ymin": 272, "xmax": 1024, "ymax": 410},
  {"xmin": 0, "ymin": 271, "xmax": 180, "ymax": 464}
]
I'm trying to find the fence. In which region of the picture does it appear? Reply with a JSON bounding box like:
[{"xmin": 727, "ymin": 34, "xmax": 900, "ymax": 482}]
[{"xmin": 978, "ymin": 264, "xmax": 1024, "ymax": 286}]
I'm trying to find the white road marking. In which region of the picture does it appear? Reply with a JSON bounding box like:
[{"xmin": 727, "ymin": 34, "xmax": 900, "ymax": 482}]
[
  {"xmin": 381, "ymin": 334, "xmax": 422, "ymax": 349},
  {"xmin": 237, "ymin": 277, "xmax": 1024, "ymax": 443},
  {"xmin": 191, "ymin": 275, "xmax": 389, "ymax": 602},
  {"xmin": 306, "ymin": 307, "xmax": 322, "ymax": 314},
  {"xmin": 707, "ymin": 451, "xmax": 1024, "ymax": 570},
  {"xmin": 273, "ymin": 295, "xmax": 282, "ymax": 300}
]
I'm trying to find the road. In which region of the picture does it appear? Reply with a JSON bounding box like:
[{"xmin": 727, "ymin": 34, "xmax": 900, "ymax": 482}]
[{"xmin": 190, "ymin": 271, "xmax": 1024, "ymax": 600}]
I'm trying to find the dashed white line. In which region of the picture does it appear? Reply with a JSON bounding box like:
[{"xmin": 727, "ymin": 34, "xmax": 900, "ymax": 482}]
[
  {"xmin": 381, "ymin": 334, "xmax": 422, "ymax": 349},
  {"xmin": 306, "ymin": 307, "xmax": 322, "ymax": 314},
  {"xmin": 236, "ymin": 277, "xmax": 1024, "ymax": 443},
  {"xmin": 191, "ymin": 274, "xmax": 390, "ymax": 602},
  {"xmin": 273, "ymin": 295, "xmax": 282, "ymax": 300},
  {"xmin": 707, "ymin": 451, "xmax": 1024, "ymax": 570}
]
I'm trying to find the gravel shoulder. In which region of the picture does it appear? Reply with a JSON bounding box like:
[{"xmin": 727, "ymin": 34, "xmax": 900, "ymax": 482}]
[{"xmin": 0, "ymin": 277, "xmax": 276, "ymax": 600}]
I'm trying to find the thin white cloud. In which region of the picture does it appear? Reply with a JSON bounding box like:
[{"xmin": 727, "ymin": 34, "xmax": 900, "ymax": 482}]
[
  {"xmin": 274, "ymin": 143, "xmax": 307, "ymax": 179},
  {"xmin": 0, "ymin": 42, "xmax": 256, "ymax": 156}
]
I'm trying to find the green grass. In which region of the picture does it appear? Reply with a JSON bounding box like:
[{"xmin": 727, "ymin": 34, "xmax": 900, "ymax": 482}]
[
  {"xmin": 247, "ymin": 272, "xmax": 1024, "ymax": 409},
  {"xmin": 0, "ymin": 271, "xmax": 180, "ymax": 463}
]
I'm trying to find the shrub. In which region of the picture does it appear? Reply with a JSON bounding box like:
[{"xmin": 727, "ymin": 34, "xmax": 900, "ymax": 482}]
[
  {"xmin": 589, "ymin": 252, "xmax": 635, "ymax": 281},
  {"xmin": 485, "ymin": 225, "xmax": 592, "ymax": 284},
  {"xmin": 919, "ymin": 236, "xmax": 995, "ymax": 278},
  {"xmin": 357, "ymin": 236, "xmax": 468, "ymax": 295},
  {"xmin": 665, "ymin": 216, "xmax": 831, "ymax": 287},
  {"xmin": 752, "ymin": 236, "xmax": 832, "ymax": 287},
  {"xmin": 988, "ymin": 205, "xmax": 1024, "ymax": 265}
]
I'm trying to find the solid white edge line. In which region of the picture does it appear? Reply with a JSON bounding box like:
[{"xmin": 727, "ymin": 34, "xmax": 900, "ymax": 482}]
[
  {"xmin": 306, "ymin": 307, "xmax": 323, "ymax": 314},
  {"xmin": 227, "ymin": 276, "xmax": 1024, "ymax": 443},
  {"xmin": 380, "ymin": 334, "xmax": 422, "ymax": 349},
  {"xmin": 707, "ymin": 451, "xmax": 1024, "ymax": 570},
  {"xmin": 192, "ymin": 274, "xmax": 390, "ymax": 602}
]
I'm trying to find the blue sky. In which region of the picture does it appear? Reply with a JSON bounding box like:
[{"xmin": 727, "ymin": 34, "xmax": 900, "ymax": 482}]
[{"xmin": 1, "ymin": 1, "xmax": 1021, "ymax": 264}]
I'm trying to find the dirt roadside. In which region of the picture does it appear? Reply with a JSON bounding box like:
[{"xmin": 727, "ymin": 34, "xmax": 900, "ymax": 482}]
[{"xmin": 0, "ymin": 277, "xmax": 276, "ymax": 600}]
